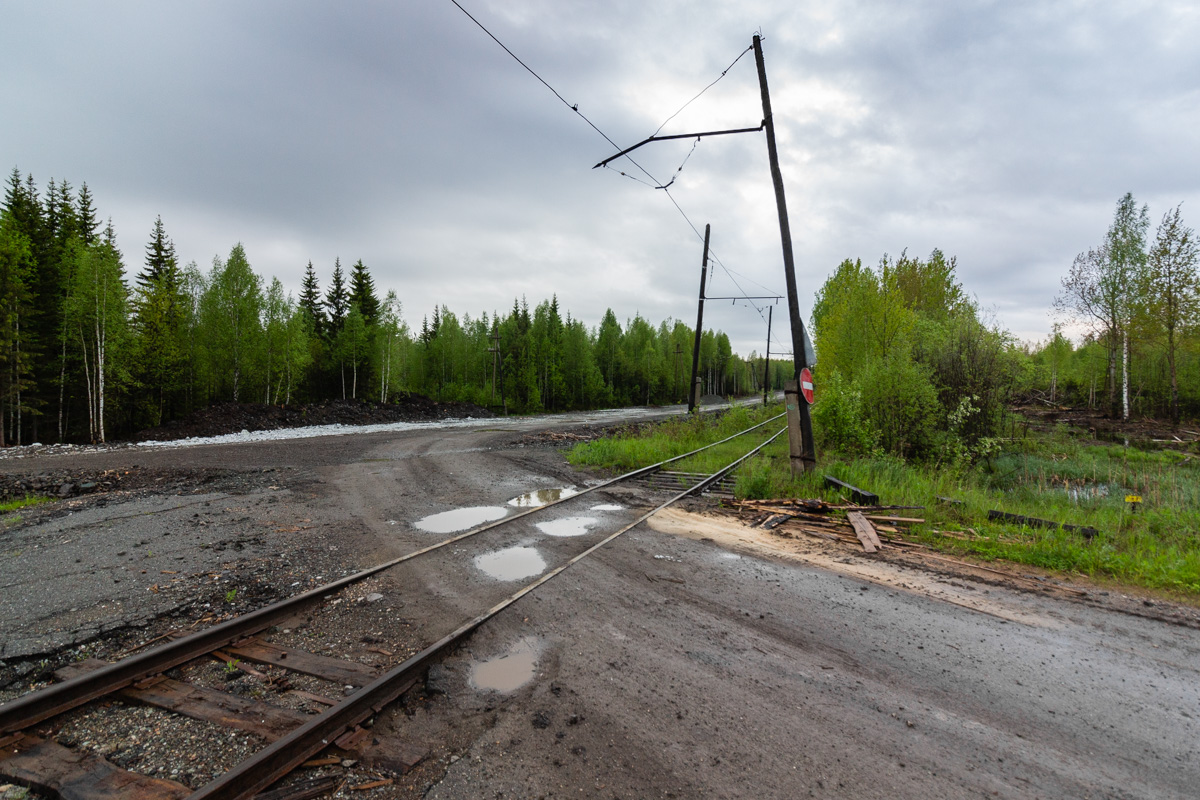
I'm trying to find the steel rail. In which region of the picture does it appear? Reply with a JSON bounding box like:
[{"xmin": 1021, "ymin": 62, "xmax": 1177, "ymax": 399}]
[
  {"xmin": 189, "ymin": 426, "xmax": 787, "ymax": 799},
  {"xmin": 0, "ymin": 412, "xmax": 783, "ymax": 735}
]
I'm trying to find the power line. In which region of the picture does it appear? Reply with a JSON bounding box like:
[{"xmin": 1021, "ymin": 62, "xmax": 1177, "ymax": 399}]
[
  {"xmin": 447, "ymin": 0, "xmax": 662, "ymax": 187},
  {"xmin": 650, "ymin": 45, "xmax": 754, "ymax": 138},
  {"xmin": 448, "ymin": 1, "xmax": 777, "ymax": 329}
]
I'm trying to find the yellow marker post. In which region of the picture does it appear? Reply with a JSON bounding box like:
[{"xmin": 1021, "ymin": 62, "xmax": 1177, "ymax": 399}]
[{"xmin": 1126, "ymin": 495, "xmax": 1142, "ymax": 513}]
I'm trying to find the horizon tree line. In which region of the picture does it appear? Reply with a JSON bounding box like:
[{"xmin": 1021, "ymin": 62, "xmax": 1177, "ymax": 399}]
[{"xmin": 0, "ymin": 168, "xmax": 778, "ymax": 444}]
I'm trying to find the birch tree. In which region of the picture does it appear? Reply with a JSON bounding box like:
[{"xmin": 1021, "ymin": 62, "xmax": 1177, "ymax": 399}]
[
  {"xmin": 1143, "ymin": 204, "xmax": 1199, "ymax": 422},
  {"xmin": 1104, "ymin": 193, "xmax": 1149, "ymax": 420},
  {"xmin": 201, "ymin": 244, "xmax": 263, "ymax": 402},
  {"xmin": 64, "ymin": 231, "xmax": 129, "ymax": 442},
  {"xmin": 376, "ymin": 291, "xmax": 403, "ymax": 402}
]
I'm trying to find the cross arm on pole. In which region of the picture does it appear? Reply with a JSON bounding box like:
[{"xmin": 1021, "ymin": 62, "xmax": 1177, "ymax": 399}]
[{"xmin": 592, "ymin": 123, "xmax": 764, "ymax": 169}]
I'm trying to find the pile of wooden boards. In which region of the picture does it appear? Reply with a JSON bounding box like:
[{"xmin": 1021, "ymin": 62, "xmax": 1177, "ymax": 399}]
[{"xmin": 735, "ymin": 498, "xmax": 927, "ymax": 554}]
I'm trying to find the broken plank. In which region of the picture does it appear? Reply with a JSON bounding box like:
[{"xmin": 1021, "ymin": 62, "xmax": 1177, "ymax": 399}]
[
  {"xmin": 760, "ymin": 513, "xmax": 792, "ymax": 530},
  {"xmin": 255, "ymin": 775, "xmax": 343, "ymax": 800},
  {"xmin": 846, "ymin": 511, "xmax": 882, "ymax": 553},
  {"xmin": 823, "ymin": 476, "xmax": 878, "ymax": 505},
  {"xmin": 0, "ymin": 735, "xmax": 190, "ymax": 799},
  {"xmin": 224, "ymin": 640, "xmax": 378, "ymax": 686}
]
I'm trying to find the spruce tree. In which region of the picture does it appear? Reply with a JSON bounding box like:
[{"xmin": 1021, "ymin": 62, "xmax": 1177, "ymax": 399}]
[
  {"xmin": 299, "ymin": 260, "xmax": 325, "ymax": 334},
  {"xmin": 348, "ymin": 259, "xmax": 379, "ymax": 326},
  {"xmin": 139, "ymin": 215, "xmax": 177, "ymax": 287},
  {"xmin": 133, "ymin": 216, "xmax": 185, "ymax": 425},
  {"xmin": 325, "ymin": 258, "xmax": 348, "ymax": 335},
  {"xmin": 76, "ymin": 183, "xmax": 99, "ymax": 245}
]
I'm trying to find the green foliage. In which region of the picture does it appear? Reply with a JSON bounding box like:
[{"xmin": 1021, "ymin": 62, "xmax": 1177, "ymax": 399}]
[
  {"xmin": 200, "ymin": 244, "xmax": 263, "ymax": 402},
  {"xmin": 812, "ymin": 249, "xmax": 1016, "ymax": 462},
  {"xmin": 0, "ymin": 494, "xmax": 52, "ymax": 513},
  {"xmin": 810, "ymin": 370, "xmax": 877, "ymax": 454},
  {"xmin": 0, "ymin": 169, "xmax": 763, "ymax": 442},
  {"xmin": 575, "ymin": 411, "xmax": 1200, "ymax": 595}
]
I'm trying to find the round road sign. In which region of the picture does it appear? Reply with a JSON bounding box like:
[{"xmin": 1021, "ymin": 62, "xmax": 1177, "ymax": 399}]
[{"xmin": 799, "ymin": 368, "xmax": 815, "ymax": 404}]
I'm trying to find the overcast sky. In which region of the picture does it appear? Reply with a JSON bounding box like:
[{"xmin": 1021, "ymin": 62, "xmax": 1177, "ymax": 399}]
[{"xmin": 3, "ymin": 1, "xmax": 1198, "ymax": 357}]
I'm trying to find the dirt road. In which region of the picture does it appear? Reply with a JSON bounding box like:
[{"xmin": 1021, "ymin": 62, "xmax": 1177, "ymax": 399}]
[{"xmin": 1, "ymin": 409, "xmax": 1197, "ymax": 799}]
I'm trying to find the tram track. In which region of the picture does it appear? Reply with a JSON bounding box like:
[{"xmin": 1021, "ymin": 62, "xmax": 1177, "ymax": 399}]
[{"xmin": 0, "ymin": 417, "xmax": 784, "ymax": 799}]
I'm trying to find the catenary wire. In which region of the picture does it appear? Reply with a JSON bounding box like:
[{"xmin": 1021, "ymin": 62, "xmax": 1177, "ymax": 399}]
[
  {"xmin": 448, "ymin": 1, "xmax": 781, "ymax": 334},
  {"xmin": 650, "ymin": 45, "xmax": 754, "ymax": 138}
]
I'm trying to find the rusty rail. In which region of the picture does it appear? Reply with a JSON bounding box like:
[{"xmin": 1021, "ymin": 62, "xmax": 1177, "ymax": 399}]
[{"xmin": 0, "ymin": 412, "xmax": 783, "ymax": 737}]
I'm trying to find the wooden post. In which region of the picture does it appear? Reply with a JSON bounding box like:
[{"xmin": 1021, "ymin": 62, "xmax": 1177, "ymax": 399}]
[
  {"xmin": 687, "ymin": 224, "xmax": 711, "ymax": 414},
  {"xmin": 782, "ymin": 380, "xmax": 806, "ymax": 476},
  {"xmin": 754, "ymin": 34, "xmax": 816, "ymax": 470}
]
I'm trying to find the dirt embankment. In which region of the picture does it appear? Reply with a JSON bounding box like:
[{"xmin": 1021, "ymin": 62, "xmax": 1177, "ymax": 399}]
[{"xmin": 1017, "ymin": 404, "xmax": 1200, "ymax": 447}]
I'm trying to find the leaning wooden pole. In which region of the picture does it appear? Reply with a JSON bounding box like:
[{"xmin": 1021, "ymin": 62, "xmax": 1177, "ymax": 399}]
[
  {"xmin": 687, "ymin": 224, "xmax": 711, "ymax": 413},
  {"xmin": 753, "ymin": 34, "xmax": 816, "ymax": 470}
]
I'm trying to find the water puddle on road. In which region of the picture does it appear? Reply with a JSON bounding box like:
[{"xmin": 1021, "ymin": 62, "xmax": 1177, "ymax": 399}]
[
  {"xmin": 590, "ymin": 503, "xmax": 624, "ymax": 512},
  {"xmin": 508, "ymin": 487, "xmax": 580, "ymax": 508},
  {"xmin": 471, "ymin": 636, "xmax": 539, "ymax": 692},
  {"xmin": 474, "ymin": 546, "xmax": 546, "ymax": 581},
  {"xmin": 414, "ymin": 506, "xmax": 507, "ymax": 533},
  {"xmin": 535, "ymin": 516, "xmax": 598, "ymax": 538}
]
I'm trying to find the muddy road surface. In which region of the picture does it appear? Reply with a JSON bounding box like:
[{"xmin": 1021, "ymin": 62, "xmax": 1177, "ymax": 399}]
[{"xmin": 1, "ymin": 407, "xmax": 1197, "ymax": 799}]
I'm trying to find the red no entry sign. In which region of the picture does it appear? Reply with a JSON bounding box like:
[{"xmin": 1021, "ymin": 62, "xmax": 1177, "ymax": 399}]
[{"xmin": 799, "ymin": 368, "xmax": 815, "ymax": 404}]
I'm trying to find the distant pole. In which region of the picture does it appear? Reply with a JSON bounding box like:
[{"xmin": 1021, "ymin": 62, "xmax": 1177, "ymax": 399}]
[
  {"xmin": 489, "ymin": 332, "xmax": 501, "ymax": 407},
  {"xmin": 688, "ymin": 224, "xmax": 711, "ymax": 413},
  {"xmin": 763, "ymin": 305, "xmax": 772, "ymax": 406},
  {"xmin": 673, "ymin": 343, "xmax": 683, "ymax": 403},
  {"xmin": 753, "ymin": 34, "xmax": 816, "ymax": 470}
]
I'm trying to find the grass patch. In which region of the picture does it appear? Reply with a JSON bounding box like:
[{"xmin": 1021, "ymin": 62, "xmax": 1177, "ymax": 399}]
[
  {"xmin": 0, "ymin": 495, "xmax": 52, "ymax": 514},
  {"xmin": 569, "ymin": 409, "xmax": 1200, "ymax": 597},
  {"xmin": 568, "ymin": 404, "xmax": 788, "ymax": 475}
]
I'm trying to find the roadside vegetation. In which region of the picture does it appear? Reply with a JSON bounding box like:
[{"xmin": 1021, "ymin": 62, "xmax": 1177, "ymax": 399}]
[
  {"xmin": 571, "ymin": 407, "xmax": 1200, "ymax": 597},
  {"xmin": 573, "ymin": 194, "xmax": 1200, "ymax": 597}
]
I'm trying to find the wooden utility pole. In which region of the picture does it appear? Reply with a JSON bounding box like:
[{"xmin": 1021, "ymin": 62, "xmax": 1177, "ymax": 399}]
[
  {"xmin": 687, "ymin": 224, "xmax": 711, "ymax": 413},
  {"xmin": 753, "ymin": 34, "xmax": 816, "ymax": 470},
  {"xmin": 762, "ymin": 305, "xmax": 772, "ymax": 406}
]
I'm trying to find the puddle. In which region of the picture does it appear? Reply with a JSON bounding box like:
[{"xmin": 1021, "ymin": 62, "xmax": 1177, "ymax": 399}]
[
  {"xmin": 535, "ymin": 516, "xmax": 598, "ymax": 538},
  {"xmin": 474, "ymin": 546, "xmax": 546, "ymax": 581},
  {"xmin": 414, "ymin": 506, "xmax": 507, "ymax": 533},
  {"xmin": 471, "ymin": 636, "xmax": 539, "ymax": 692},
  {"xmin": 508, "ymin": 487, "xmax": 580, "ymax": 507},
  {"xmin": 590, "ymin": 503, "xmax": 624, "ymax": 512}
]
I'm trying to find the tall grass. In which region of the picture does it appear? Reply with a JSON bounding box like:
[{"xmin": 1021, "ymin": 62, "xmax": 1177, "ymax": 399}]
[{"xmin": 569, "ymin": 410, "xmax": 1200, "ymax": 597}]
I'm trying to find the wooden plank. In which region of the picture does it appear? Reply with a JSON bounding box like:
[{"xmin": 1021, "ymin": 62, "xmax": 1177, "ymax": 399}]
[
  {"xmin": 823, "ymin": 476, "xmax": 878, "ymax": 505},
  {"xmin": 846, "ymin": 511, "xmax": 882, "ymax": 553},
  {"xmin": 864, "ymin": 515, "xmax": 925, "ymax": 524},
  {"xmin": 0, "ymin": 735, "xmax": 190, "ymax": 799},
  {"xmin": 225, "ymin": 641, "xmax": 378, "ymax": 687},
  {"xmin": 254, "ymin": 775, "xmax": 342, "ymax": 800},
  {"xmin": 56, "ymin": 660, "xmax": 309, "ymax": 742}
]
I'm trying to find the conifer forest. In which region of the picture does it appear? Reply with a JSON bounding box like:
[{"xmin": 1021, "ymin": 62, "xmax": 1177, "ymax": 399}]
[{"xmin": 0, "ymin": 169, "xmax": 780, "ymax": 445}]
